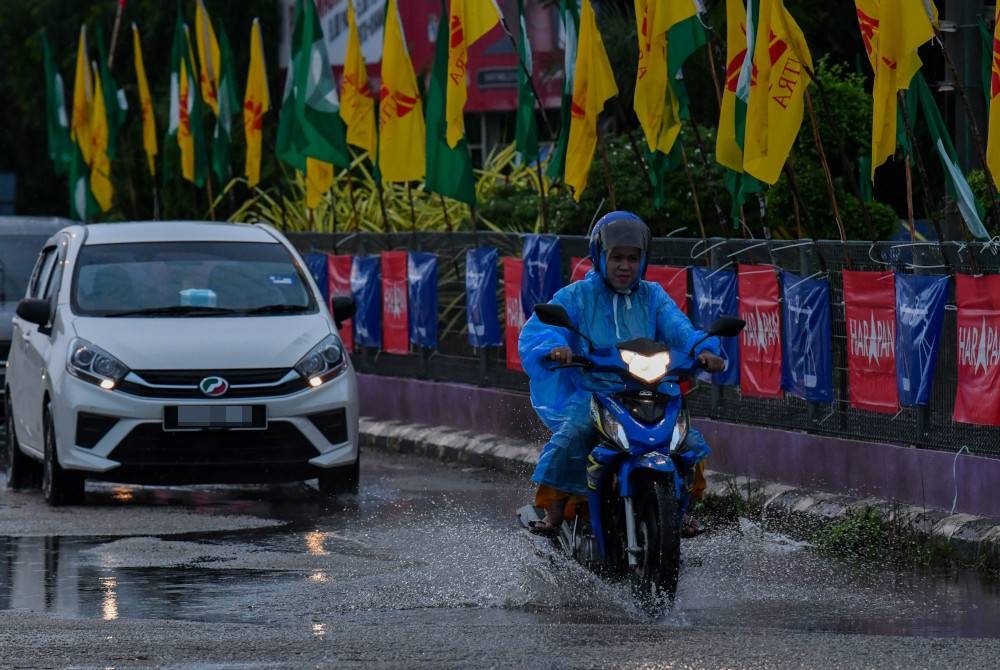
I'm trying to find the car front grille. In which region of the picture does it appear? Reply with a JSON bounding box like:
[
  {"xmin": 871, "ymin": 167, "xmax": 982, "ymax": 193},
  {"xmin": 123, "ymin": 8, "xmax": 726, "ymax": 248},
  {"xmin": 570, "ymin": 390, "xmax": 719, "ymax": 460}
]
[{"xmin": 118, "ymin": 368, "xmax": 307, "ymax": 399}]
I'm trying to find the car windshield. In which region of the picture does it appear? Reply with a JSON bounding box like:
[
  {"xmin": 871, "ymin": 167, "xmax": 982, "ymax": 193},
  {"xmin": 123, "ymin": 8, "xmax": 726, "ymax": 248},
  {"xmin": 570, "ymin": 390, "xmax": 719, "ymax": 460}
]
[
  {"xmin": 0, "ymin": 235, "xmax": 51, "ymax": 303},
  {"xmin": 71, "ymin": 241, "xmax": 317, "ymax": 317}
]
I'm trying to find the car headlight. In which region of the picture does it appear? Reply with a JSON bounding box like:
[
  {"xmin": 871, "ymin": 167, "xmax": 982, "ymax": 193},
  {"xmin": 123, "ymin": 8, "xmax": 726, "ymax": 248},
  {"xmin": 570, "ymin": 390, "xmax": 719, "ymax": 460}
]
[
  {"xmin": 294, "ymin": 334, "xmax": 347, "ymax": 387},
  {"xmin": 669, "ymin": 407, "xmax": 690, "ymax": 453},
  {"xmin": 591, "ymin": 397, "xmax": 630, "ymax": 451},
  {"xmin": 67, "ymin": 338, "xmax": 129, "ymax": 390},
  {"xmin": 620, "ymin": 349, "xmax": 671, "ymax": 384}
]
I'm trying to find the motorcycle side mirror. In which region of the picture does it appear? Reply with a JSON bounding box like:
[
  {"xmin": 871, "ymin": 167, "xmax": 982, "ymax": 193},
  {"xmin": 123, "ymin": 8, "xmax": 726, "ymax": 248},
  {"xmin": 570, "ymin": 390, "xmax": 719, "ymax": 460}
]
[
  {"xmin": 707, "ymin": 316, "xmax": 746, "ymax": 338},
  {"xmin": 533, "ymin": 303, "xmax": 595, "ymax": 349},
  {"xmin": 331, "ymin": 296, "xmax": 357, "ymax": 329}
]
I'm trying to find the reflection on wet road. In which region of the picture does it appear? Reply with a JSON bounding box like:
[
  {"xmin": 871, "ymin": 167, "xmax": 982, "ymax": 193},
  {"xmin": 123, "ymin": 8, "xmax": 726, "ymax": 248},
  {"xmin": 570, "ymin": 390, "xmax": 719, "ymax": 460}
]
[{"xmin": 2, "ymin": 449, "xmax": 1000, "ymax": 648}]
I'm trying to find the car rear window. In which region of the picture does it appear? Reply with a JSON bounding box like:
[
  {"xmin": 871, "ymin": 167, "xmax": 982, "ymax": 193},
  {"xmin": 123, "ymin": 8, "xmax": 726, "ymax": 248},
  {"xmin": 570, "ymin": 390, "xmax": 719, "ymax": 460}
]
[{"xmin": 71, "ymin": 241, "xmax": 318, "ymax": 316}]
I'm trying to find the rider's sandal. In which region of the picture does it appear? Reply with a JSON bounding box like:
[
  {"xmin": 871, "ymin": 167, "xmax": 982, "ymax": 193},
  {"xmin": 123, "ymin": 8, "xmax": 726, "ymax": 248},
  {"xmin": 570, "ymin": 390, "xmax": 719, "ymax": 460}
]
[
  {"xmin": 681, "ymin": 515, "xmax": 705, "ymax": 538},
  {"xmin": 528, "ymin": 518, "xmax": 560, "ymax": 537}
]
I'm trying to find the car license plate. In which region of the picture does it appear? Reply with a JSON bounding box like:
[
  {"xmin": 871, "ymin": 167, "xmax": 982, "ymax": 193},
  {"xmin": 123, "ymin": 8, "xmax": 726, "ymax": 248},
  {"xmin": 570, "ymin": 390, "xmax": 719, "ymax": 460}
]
[{"xmin": 163, "ymin": 405, "xmax": 266, "ymax": 430}]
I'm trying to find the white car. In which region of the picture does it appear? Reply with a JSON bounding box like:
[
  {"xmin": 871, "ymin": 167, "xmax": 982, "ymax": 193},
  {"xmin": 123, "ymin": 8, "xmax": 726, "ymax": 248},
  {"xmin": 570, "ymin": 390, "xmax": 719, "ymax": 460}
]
[{"xmin": 2, "ymin": 221, "xmax": 359, "ymax": 505}]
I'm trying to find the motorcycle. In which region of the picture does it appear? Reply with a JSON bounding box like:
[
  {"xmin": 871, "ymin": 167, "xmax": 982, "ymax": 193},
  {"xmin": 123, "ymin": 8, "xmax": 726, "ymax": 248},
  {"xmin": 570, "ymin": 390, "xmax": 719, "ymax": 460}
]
[{"xmin": 517, "ymin": 303, "xmax": 745, "ymax": 607}]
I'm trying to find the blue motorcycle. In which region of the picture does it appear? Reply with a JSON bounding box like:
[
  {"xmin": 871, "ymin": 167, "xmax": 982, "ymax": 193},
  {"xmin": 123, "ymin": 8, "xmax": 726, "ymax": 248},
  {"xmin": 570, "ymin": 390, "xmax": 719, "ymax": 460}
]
[{"xmin": 517, "ymin": 303, "xmax": 745, "ymax": 606}]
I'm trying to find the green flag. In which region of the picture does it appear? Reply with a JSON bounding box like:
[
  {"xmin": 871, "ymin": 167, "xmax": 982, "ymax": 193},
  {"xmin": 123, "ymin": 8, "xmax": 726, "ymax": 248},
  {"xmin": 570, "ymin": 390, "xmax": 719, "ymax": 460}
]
[
  {"xmin": 69, "ymin": 143, "xmax": 98, "ymax": 221},
  {"xmin": 211, "ymin": 25, "xmax": 239, "ymax": 182},
  {"xmin": 546, "ymin": 0, "xmax": 581, "ymax": 181},
  {"xmin": 95, "ymin": 26, "xmax": 127, "ymax": 160},
  {"xmin": 912, "ymin": 72, "xmax": 989, "ymax": 241},
  {"xmin": 42, "ymin": 32, "xmax": 71, "ymax": 175},
  {"xmin": 424, "ymin": 0, "xmax": 476, "ymax": 206},
  {"xmin": 514, "ymin": 0, "xmax": 538, "ymax": 165},
  {"xmin": 163, "ymin": 10, "xmax": 209, "ymax": 187},
  {"xmin": 727, "ymin": 0, "xmax": 762, "ymax": 226},
  {"xmin": 275, "ymin": 0, "xmax": 350, "ymax": 172}
]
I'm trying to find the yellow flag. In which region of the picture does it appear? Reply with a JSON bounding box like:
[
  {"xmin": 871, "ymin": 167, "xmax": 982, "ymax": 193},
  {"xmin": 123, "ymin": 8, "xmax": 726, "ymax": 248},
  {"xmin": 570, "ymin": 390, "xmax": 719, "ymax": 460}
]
[
  {"xmin": 195, "ymin": 0, "xmax": 221, "ymax": 116},
  {"xmin": 742, "ymin": 0, "xmax": 812, "ymax": 185},
  {"xmin": 445, "ymin": 0, "xmax": 501, "ymax": 148},
  {"xmin": 716, "ymin": 0, "xmax": 746, "ymax": 172},
  {"xmin": 341, "ymin": 0, "xmax": 376, "ymax": 155},
  {"xmin": 864, "ymin": 0, "xmax": 936, "ymax": 178},
  {"xmin": 88, "ymin": 65, "xmax": 113, "ymax": 212},
  {"xmin": 244, "ymin": 18, "xmax": 270, "ymax": 188},
  {"xmin": 379, "ymin": 0, "xmax": 426, "ymax": 182},
  {"xmin": 71, "ymin": 26, "xmax": 93, "ymax": 165},
  {"xmin": 989, "ymin": 5, "xmax": 1000, "ymax": 187},
  {"xmin": 633, "ymin": 0, "xmax": 695, "ymax": 154},
  {"xmin": 565, "ymin": 0, "xmax": 618, "ymax": 201},
  {"xmin": 306, "ymin": 158, "xmax": 333, "ymax": 209},
  {"xmin": 132, "ymin": 24, "xmax": 158, "ymax": 177},
  {"xmin": 180, "ymin": 25, "xmax": 199, "ymax": 183}
]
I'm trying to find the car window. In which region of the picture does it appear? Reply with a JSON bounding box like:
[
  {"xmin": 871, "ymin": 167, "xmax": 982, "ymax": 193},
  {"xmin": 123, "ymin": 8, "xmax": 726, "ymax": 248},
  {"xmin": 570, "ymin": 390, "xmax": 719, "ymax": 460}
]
[
  {"xmin": 28, "ymin": 247, "xmax": 58, "ymax": 300},
  {"xmin": 0, "ymin": 235, "xmax": 52, "ymax": 302},
  {"xmin": 71, "ymin": 240, "xmax": 317, "ymax": 316},
  {"xmin": 41, "ymin": 248, "xmax": 64, "ymax": 302}
]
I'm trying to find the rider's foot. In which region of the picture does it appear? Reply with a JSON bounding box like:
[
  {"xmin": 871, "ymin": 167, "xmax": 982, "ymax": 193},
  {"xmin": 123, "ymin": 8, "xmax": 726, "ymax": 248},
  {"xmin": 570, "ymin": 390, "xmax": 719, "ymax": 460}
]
[
  {"xmin": 528, "ymin": 501, "xmax": 566, "ymax": 537},
  {"xmin": 681, "ymin": 514, "xmax": 705, "ymax": 538}
]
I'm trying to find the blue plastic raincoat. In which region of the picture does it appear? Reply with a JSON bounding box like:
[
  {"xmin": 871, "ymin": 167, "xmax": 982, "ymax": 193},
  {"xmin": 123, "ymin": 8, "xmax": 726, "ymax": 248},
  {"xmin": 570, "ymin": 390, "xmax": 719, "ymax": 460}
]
[{"xmin": 518, "ymin": 271, "xmax": 721, "ymax": 495}]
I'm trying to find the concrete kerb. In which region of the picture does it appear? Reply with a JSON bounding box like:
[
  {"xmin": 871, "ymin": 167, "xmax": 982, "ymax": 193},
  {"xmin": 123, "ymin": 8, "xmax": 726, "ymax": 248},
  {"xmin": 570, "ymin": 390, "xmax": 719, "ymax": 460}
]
[{"xmin": 359, "ymin": 417, "xmax": 1000, "ymax": 572}]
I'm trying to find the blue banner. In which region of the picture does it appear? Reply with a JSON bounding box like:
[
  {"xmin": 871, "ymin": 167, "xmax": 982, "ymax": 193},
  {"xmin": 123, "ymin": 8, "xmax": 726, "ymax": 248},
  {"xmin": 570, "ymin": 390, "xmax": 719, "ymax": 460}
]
[
  {"xmin": 407, "ymin": 252, "xmax": 438, "ymax": 349},
  {"xmin": 780, "ymin": 272, "xmax": 833, "ymax": 403},
  {"xmin": 351, "ymin": 256, "xmax": 381, "ymax": 347},
  {"xmin": 303, "ymin": 252, "xmax": 330, "ymax": 302},
  {"xmin": 895, "ymin": 273, "xmax": 948, "ymax": 406},
  {"xmin": 520, "ymin": 234, "xmax": 562, "ymax": 319},
  {"xmin": 465, "ymin": 247, "xmax": 501, "ymax": 347},
  {"xmin": 691, "ymin": 267, "xmax": 739, "ymax": 385}
]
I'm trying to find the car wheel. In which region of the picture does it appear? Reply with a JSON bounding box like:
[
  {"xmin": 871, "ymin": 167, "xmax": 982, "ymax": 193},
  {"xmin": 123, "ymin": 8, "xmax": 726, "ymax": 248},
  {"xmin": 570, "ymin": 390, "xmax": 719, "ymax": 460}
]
[
  {"xmin": 42, "ymin": 406, "xmax": 84, "ymax": 506},
  {"xmin": 317, "ymin": 455, "xmax": 360, "ymax": 496},
  {"xmin": 3, "ymin": 392, "xmax": 40, "ymax": 490}
]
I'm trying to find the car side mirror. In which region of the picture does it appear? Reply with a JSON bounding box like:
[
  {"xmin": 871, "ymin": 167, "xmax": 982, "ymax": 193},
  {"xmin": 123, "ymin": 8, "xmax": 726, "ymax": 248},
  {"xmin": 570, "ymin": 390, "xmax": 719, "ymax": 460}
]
[
  {"xmin": 16, "ymin": 297, "xmax": 51, "ymax": 328},
  {"xmin": 331, "ymin": 296, "xmax": 357, "ymax": 328}
]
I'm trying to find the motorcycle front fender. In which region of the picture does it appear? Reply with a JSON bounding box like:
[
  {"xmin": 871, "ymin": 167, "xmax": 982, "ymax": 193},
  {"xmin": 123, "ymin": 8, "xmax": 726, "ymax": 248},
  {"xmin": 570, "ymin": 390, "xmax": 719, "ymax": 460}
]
[{"xmin": 617, "ymin": 451, "xmax": 681, "ymax": 499}]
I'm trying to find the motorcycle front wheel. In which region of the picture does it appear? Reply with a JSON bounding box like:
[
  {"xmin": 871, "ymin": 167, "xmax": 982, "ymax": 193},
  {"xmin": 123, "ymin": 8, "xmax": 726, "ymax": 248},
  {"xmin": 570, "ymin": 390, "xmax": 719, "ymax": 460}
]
[{"xmin": 632, "ymin": 477, "xmax": 681, "ymax": 606}]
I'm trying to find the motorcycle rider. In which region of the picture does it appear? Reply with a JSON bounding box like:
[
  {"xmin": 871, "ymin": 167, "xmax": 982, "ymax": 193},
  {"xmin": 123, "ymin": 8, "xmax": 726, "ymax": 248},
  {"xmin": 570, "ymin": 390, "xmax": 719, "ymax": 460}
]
[{"xmin": 518, "ymin": 211, "xmax": 725, "ymax": 536}]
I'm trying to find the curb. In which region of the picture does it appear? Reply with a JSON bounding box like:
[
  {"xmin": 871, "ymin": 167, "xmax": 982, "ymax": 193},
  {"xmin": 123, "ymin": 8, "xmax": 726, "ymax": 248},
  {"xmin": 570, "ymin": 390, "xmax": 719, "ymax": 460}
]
[{"xmin": 360, "ymin": 417, "xmax": 1000, "ymax": 572}]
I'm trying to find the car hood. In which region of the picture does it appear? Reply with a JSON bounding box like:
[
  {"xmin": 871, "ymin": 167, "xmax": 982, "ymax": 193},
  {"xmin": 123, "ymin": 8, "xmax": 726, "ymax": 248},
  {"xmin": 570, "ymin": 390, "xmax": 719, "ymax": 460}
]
[{"xmin": 71, "ymin": 314, "xmax": 332, "ymax": 370}]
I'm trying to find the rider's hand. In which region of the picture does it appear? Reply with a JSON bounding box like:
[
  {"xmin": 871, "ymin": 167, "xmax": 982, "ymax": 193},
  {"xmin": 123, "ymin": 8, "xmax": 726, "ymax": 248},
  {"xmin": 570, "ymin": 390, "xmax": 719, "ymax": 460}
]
[
  {"xmin": 547, "ymin": 346, "xmax": 574, "ymax": 364},
  {"xmin": 697, "ymin": 351, "xmax": 725, "ymax": 373}
]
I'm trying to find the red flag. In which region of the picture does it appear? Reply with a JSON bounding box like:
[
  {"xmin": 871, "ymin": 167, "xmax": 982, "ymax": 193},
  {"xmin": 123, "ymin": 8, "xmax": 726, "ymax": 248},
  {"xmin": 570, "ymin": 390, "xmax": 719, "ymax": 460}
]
[
  {"xmin": 954, "ymin": 274, "xmax": 1000, "ymax": 426},
  {"xmin": 570, "ymin": 256, "xmax": 593, "ymax": 283},
  {"xmin": 842, "ymin": 270, "xmax": 897, "ymax": 413},
  {"xmin": 327, "ymin": 254, "xmax": 354, "ymax": 352},
  {"xmin": 738, "ymin": 264, "xmax": 782, "ymax": 398},
  {"xmin": 381, "ymin": 251, "xmax": 409, "ymax": 354},
  {"xmin": 504, "ymin": 257, "xmax": 525, "ymax": 371},
  {"xmin": 646, "ymin": 265, "xmax": 688, "ymax": 314}
]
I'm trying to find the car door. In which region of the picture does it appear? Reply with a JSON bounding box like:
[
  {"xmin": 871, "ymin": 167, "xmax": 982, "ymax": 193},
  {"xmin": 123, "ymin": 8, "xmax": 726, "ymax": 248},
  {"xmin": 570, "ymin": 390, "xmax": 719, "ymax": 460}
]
[{"xmin": 9, "ymin": 243, "xmax": 61, "ymax": 452}]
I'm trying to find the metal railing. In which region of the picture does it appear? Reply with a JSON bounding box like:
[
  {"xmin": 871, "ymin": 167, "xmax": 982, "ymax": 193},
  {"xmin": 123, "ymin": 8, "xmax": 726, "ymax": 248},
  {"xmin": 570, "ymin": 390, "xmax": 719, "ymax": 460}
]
[{"xmin": 289, "ymin": 232, "xmax": 1000, "ymax": 456}]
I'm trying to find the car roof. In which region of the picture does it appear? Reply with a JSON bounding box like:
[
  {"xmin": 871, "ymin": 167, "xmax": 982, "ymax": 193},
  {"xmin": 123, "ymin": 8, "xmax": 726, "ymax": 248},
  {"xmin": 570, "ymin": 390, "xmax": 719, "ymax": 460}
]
[
  {"xmin": 0, "ymin": 216, "xmax": 75, "ymax": 235},
  {"xmin": 80, "ymin": 221, "xmax": 279, "ymax": 245}
]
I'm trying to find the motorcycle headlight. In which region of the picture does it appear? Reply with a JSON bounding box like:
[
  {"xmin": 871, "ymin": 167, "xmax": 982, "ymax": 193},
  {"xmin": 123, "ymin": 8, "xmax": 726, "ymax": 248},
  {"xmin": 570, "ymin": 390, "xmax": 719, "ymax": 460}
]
[
  {"xmin": 620, "ymin": 349, "xmax": 671, "ymax": 384},
  {"xmin": 669, "ymin": 407, "xmax": 690, "ymax": 453},
  {"xmin": 67, "ymin": 338, "xmax": 129, "ymax": 390},
  {"xmin": 294, "ymin": 334, "xmax": 347, "ymax": 387},
  {"xmin": 591, "ymin": 397, "xmax": 630, "ymax": 452}
]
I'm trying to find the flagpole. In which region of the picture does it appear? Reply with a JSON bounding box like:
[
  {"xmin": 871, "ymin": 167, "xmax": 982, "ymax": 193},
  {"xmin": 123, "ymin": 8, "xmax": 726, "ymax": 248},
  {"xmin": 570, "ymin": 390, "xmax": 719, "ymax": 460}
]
[
  {"xmin": 107, "ymin": 0, "xmax": 126, "ymax": 68},
  {"xmin": 802, "ymin": 90, "xmax": 846, "ymax": 242},
  {"xmin": 437, "ymin": 193, "xmax": 452, "ymax": 233},
  {"xmin": 206, "ymin": 175, "xmax": 216, "ymax": 221},
  {"xmin": 376, "ymin": 180, "xmax": 389, "ymax": 232},
  {"xmin": 782, "ymin": 161, "xmax": 819, "ymax": 241},
  {"xmin": 679, "ymin": 143, "xmax": 707, "ymax": 241},
  {"xmin": 595, "ymin": 127, "xmax": 617, "ymax": 211},
  {"xmin": 329, "ymin": 180, "xmax": 338, "ymax": 235},
  {"xmin": 407, "ymin": 183, "xmax": 418, "ymax": 230},
  {"xmin": 897, "ymin": 92, "xmax": 948, "ymax": 245},
  {"xmin": 611, "ymin": 102, "xmax": 656, "ymax": 201}
]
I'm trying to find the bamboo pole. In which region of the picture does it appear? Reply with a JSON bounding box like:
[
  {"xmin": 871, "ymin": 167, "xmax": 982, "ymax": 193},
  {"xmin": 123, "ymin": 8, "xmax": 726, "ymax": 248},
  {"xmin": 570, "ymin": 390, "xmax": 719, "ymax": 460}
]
[
  {"xmin": 106, "ymin": 0, "xmax": 126, "ymax": 68},
  {"xmin": 406, "ymin": 183, "xmax": 417, "ymax": 231},
  {"xmin": 438, "ymin": 193, "xmax": 452, "ymax": 233},
  {"xmin": 897, "ymin": 92, "xmax": 948, "ymax": 244},
  {"xmin": 803, "ymin": 90, "xmax": 846, "ymax": 242},
  {"xmin": 679, "ymin": 142, "xmax": 707, "ymax": 240},
  {"xmin": 596, "ymin": 126, "xmax": 617, "ymax": 211},
  {"xmin": 376, "ymin": 179, "xmax": 390, "ymax": 233}
]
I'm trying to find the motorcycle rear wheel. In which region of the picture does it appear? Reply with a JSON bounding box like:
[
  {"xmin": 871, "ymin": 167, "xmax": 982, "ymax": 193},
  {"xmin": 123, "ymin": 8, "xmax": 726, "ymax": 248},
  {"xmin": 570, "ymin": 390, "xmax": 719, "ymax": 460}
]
[{"xmin": 632, "ymin": 478, "xmax": 681, "ymax": 607}]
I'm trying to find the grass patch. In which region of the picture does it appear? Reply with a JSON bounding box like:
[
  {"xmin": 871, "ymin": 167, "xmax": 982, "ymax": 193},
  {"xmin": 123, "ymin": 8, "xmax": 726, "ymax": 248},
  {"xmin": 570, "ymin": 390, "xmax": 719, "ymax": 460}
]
[{"xmin": 696, "ymin": 478, "xmax": 767, "ymax": 529}]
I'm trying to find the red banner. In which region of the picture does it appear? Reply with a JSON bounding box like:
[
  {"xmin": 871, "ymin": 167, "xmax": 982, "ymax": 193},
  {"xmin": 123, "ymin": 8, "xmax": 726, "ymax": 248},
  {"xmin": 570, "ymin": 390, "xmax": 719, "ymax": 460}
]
[
  {"xmin": 503, "ymin": 257, "xmax": 525, "ymax": 371},
  {"xmin": 380, "ymin": 251, "xmax": 408, "ymax": 354},
  {"xmin": 327, "ymin": 254, "xmax": 353, "ymax": 351},
  {"xmin": 646, "ymin": 265, "xmax": 688, "ymax": 314},
  {"xmin": 842, "ymin": 270, "xmax": 897, "ymax": 413},
  {"xmin": 738, "ymin": 264, "xmax": 782, "ymax": 398},
  {"xmin": 954, "ymin": 274, "xmax": 1000, "ymax": 426},
  {"xmin": 570, "ymin": 256, "xmax": 593, "ymax": 282}
]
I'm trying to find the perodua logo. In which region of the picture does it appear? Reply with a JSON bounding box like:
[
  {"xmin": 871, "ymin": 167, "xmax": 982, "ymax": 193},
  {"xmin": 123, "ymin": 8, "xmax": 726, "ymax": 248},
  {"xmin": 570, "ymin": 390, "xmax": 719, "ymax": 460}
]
[{"xmin": 199, "ymin": 376, "xmax": 229, "ymax": 397}]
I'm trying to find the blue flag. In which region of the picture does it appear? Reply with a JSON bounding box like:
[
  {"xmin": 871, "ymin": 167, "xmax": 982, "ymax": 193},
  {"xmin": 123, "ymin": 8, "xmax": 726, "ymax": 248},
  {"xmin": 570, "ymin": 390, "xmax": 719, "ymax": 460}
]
[
  {"xmin": 895, "ymin": 273, "xmax": 949, "ymax": 406},
  {"xmin": 408, "ymin": 252, "xmax": 438, "ymax": 349},
  {"xmin": 351, "ymin": 256, "xmax": 381, "ymax": 347},
  {"xmin": 780, "ymin": 272, "xmax": 833, "ymax": 403},
  {"xmin": 304, "ymin": 252, "xmax": 330, "ymax": 303},
  {"xmin": 466, "ymin": 247, "xmax": 502, "ymax": 347},
  {"xmin": 520, "ymin": 234, "xmax": 562, "ymax": 319},
  {"xmin": 691, "ymin": 267, "xmax": 739, "ymax": 386}
]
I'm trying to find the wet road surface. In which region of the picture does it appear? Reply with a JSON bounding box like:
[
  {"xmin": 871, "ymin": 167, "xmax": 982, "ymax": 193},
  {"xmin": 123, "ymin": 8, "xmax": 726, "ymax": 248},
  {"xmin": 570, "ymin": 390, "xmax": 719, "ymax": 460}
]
[{"xmin": 2, "ymin": 449, "xmax": 1000, "ymax": 668}]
